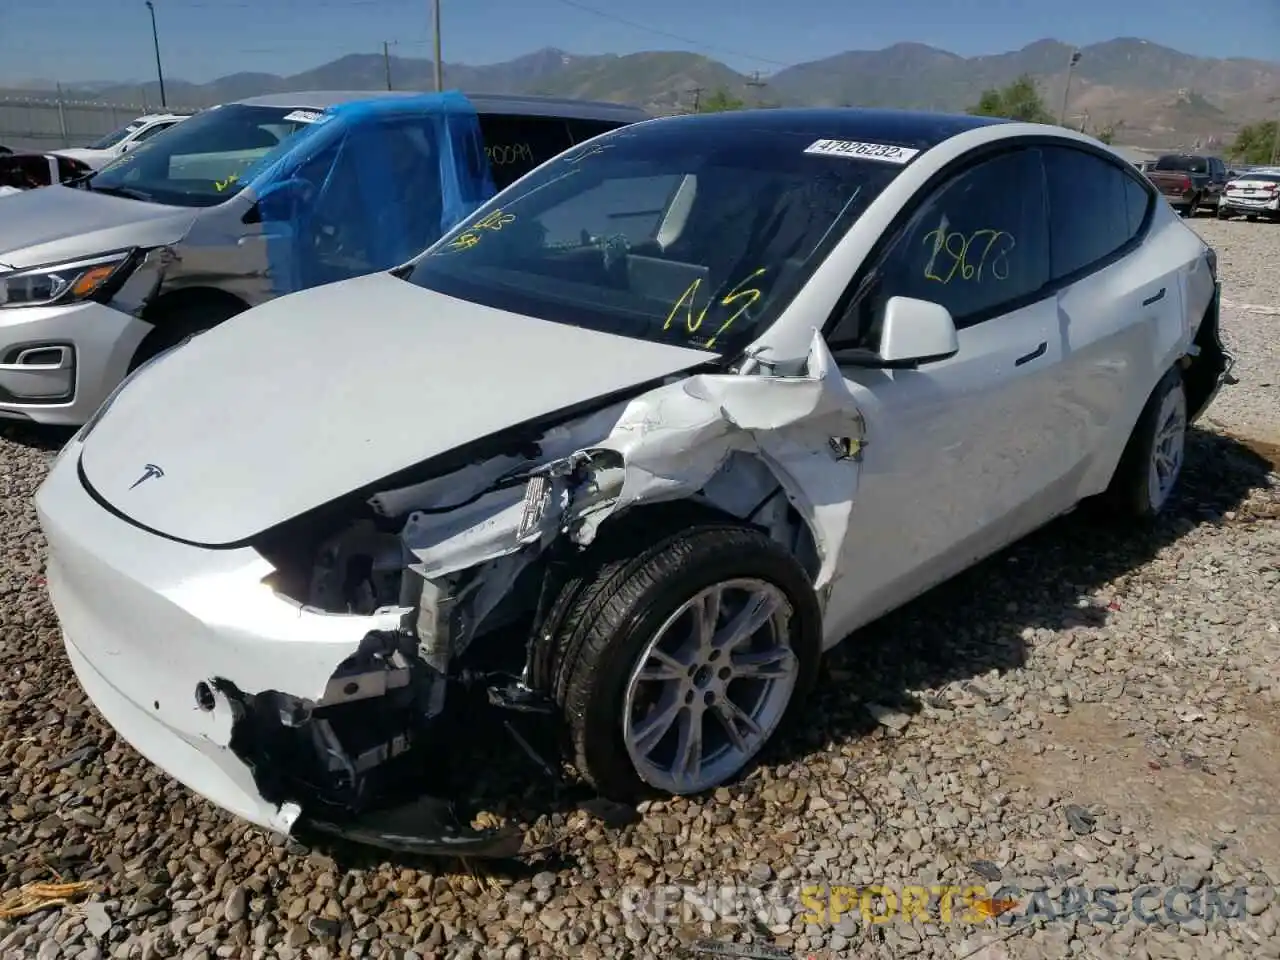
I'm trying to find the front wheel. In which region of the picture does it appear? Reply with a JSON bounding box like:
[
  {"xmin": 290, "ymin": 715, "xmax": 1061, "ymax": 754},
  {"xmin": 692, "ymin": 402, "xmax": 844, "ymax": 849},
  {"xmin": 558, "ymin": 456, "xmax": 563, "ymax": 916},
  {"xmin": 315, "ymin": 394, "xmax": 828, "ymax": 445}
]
[
  {"xmin": 1104, "ymin": 366, "xmax": 1188, "ymax": 520},
  {"xmin": 537, "ymin": 522, "xmax": 822, "ymax": 800}
]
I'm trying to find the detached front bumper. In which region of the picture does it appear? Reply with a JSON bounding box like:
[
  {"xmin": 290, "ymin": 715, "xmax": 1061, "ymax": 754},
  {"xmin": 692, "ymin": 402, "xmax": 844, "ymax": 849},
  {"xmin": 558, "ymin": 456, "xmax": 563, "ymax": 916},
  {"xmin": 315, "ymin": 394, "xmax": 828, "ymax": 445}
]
[
  {"xmin": 0, "ymin": 300, "xmax": 150, "ymax": 426},
  {"xmin": 36, "ymin": 442, "xmax": 523, "ymax": 856}
]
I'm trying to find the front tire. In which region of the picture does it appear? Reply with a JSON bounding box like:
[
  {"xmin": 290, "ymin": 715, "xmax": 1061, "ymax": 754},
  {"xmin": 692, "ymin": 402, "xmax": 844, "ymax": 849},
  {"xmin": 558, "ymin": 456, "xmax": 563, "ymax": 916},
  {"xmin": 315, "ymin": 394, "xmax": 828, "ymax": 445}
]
[
  {"xmin": 537, "ymin": 522, "xmax": 821, "ymax": 801},
  {"xmin": 1105, "ymin": 366, "xmax": 1188, "ymax": 521}
]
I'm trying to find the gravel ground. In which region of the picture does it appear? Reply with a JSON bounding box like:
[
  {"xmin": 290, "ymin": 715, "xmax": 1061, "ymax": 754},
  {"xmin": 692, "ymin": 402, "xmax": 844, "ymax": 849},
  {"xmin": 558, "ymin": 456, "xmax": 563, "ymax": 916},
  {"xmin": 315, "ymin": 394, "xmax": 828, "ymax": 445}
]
[
  {"xmin": 1193, "ymin": 218, "xmax": 1280, "ymax": 447},
  {"xmin": 2, "ymin": 219, "xmax": 1279, "ymax": 960}
]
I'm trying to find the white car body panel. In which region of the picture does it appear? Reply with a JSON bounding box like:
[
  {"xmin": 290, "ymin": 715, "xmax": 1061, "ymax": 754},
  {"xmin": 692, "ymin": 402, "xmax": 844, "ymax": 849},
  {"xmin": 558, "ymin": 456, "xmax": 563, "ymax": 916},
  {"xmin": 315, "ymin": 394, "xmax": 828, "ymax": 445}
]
[
  {"xmin": 79, "ymin": 271, "xmax": 716, "ymax": 546},
  {"xmin": 36, "ymin": 115, "xmax": 1230, "ymax": 843},
  {"xmin": 38, "ymin": 447, "xmax": 385, "ymax": 835}
]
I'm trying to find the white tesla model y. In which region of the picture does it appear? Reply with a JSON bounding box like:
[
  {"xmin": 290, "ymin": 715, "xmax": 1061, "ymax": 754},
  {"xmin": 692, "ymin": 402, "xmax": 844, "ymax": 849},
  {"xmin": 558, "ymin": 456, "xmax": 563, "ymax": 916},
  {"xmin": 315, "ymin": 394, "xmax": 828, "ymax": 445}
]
[{"xmin": 37, "ymin": 108, "xmax": 1232, "ymax": 855}]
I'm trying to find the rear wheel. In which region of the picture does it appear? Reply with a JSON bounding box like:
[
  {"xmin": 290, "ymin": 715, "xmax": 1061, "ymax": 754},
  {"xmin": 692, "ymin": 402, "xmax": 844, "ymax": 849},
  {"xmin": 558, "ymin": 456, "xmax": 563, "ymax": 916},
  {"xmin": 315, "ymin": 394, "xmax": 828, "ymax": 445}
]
[
  {"xmin": 536, "ymin": 522, "xmax": 821, "ymax": 800},
  {"xmin": 1104, "ymin": 366, "xmax": 1188, "ymax": 521}
]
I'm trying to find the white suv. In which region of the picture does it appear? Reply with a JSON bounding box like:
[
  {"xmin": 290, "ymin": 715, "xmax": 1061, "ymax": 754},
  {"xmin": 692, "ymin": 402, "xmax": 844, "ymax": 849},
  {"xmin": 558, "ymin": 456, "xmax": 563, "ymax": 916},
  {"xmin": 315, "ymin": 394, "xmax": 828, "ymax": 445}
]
[{"xmin": 52, "ymin": 113, "xmax": 189, "ymax": 171}]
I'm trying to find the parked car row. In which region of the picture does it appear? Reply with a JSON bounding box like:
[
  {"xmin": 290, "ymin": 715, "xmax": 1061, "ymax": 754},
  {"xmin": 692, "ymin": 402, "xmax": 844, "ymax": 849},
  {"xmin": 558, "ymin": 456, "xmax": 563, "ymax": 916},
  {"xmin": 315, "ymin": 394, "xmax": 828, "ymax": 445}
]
[
  {"xmin": 0, "ymin": 90, "xmax": 646, "ymax": 424},
  {"xmin": 1217, "ymin": 167, "xmax": 1280, "ymax": 221},
  {"xmin": 18, "ymin": 99, "xmax": 1233, "ymax": 857},
  {"xmin": 1138, "ymin": 152, "xmax": 1278, "ymax": 221}
]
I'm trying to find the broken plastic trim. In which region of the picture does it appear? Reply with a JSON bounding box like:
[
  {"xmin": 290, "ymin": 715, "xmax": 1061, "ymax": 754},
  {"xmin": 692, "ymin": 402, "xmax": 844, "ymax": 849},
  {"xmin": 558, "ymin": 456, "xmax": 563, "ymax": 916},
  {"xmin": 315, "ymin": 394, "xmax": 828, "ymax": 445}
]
[
  {"xmin": 303, "ymin": 796, "xmax": 525, "ymax": 858},
  {"xmin": 221, "ymin": 333, "xmax": 863, "ymax": 856},
  {"xmin": 1184, "ymin": 282, "xmax": 1234, "ymax": 423},
  {"xmin": 210, "ymin": 652, "xmax": 527, "ymax": 858}
]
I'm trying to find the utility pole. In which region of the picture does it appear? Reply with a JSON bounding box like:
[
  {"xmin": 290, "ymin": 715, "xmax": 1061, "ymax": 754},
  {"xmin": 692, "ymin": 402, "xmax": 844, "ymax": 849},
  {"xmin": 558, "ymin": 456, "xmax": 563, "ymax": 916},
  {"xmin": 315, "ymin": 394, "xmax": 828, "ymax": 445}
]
[
  {"xmin": 431, "ymin": 0, "xmax": 443, "ymax": 92},
  {"xmin": 689, "ymin": 86, "xmax": 703, "ymax": 113},
  {"xmin": 144, "ymin": 0, "xmax": 167, "ymax": 108},
  {"xmin": 746, "ymin": 70, "xmax": 766, "ymax": 108},
  {"xmin": 383, "ymin": 41, "xmax": 393, "ymax": 91},
  {"xmin": 1058, "ymin": 48, "xmax": 1081, "ymax": 126}
]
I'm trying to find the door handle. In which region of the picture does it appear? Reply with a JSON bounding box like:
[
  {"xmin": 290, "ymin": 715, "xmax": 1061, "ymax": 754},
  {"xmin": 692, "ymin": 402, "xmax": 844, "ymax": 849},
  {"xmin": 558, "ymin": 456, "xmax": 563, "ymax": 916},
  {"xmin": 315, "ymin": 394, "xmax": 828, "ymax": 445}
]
[
  {"xmin": 1014, "ymin": 341, "xmax": 1047, "ymax": 367},
  {"xmin": 1142, "ymin": 287, "xmax": 1166, "ymax": 307}
]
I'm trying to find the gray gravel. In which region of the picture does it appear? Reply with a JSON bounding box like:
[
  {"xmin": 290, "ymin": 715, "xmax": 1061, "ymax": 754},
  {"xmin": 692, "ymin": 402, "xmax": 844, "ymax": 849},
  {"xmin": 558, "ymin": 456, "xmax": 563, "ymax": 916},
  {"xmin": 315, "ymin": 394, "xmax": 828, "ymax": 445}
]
[
  {"xmin": 2, "ymin": 218, "xmax": 1279, "ymax": 960},
  {"xmin": 1190, "ymin": 218, "xmax": 1280, "ymax": 447}
]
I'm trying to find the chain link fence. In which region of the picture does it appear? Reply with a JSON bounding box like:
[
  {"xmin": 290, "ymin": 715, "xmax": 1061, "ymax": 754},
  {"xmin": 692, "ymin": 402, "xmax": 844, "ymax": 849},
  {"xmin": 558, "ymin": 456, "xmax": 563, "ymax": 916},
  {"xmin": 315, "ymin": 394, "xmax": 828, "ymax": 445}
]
[{"xmin": 0, "ymin": 95, "xmax": 199, "ymax": 152}]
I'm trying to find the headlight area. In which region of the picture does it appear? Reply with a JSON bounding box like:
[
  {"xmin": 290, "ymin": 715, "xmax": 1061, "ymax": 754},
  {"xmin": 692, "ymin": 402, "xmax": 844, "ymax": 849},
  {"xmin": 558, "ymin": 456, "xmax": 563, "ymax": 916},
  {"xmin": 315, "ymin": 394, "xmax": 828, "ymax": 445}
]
[
  {"xmin": 230, "ymin": 440, "xmax": 628, "ymax": 856},
  {"xmin": 0, "ymin": 249, "xmax": 139, "ymax": 310}
]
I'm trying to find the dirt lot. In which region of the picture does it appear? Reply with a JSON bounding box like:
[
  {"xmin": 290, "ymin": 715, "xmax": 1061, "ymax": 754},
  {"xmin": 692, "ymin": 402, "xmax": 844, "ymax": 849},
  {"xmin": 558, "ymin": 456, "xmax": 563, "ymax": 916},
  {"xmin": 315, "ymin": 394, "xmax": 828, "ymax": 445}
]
[{"xmin": 0, "ymin": 219, "xmax": 1278, "ymax": 960}]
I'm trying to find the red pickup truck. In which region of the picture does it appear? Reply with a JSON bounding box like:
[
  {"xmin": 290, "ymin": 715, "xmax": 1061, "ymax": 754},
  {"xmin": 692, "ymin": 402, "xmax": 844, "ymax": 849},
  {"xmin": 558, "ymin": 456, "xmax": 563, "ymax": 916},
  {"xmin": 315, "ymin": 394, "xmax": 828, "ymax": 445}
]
[{"xmin": 1145, "ymin": 154, "xmax": 1230, "ymax": 217}]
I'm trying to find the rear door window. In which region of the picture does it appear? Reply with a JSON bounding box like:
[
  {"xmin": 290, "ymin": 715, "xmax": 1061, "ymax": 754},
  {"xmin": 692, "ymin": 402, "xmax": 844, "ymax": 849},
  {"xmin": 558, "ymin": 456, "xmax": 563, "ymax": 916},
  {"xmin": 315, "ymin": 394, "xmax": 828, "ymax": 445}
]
[
  {"xmin": 131, "ymin": 121, "xmax": 177, "ymax": 145},
  {"xmin": 1043, "ymin": 146, "xmax": 1140, "ymax": 281},
  {"xmin": 1154, "ymin": 155, "xmax": 1208, "ymax": 174},
  {"xmin": 476, "ymin": 115, "xmax": 574, "ymax": 189}
]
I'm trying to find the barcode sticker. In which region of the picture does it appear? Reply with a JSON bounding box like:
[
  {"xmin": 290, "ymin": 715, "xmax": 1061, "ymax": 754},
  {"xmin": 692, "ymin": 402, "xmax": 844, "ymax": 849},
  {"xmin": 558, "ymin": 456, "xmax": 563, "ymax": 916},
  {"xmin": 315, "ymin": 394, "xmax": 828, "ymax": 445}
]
[
  {"xmin": 804, "ymin": 138, "xmax": 920, "ymax": 165},
  {"xmin": 283, "ymin": 109, "xmax": 327, "ymax": 124}
]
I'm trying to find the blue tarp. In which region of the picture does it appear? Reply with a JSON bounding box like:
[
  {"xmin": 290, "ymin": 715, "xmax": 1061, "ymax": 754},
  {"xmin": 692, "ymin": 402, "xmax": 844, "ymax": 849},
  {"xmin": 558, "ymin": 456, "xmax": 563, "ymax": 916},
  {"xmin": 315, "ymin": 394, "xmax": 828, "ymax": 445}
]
[{"xmin": 247, "ymin": 91, "xmax": 496, "ymax": 296}]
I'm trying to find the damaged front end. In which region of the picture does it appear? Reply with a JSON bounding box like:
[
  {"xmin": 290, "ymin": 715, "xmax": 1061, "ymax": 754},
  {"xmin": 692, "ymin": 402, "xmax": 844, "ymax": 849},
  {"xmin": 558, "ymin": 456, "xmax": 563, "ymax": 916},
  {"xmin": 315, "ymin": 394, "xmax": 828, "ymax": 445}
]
[{"xmin": 208, "ymin": 333, "xmax": 864, "ymax": 855}]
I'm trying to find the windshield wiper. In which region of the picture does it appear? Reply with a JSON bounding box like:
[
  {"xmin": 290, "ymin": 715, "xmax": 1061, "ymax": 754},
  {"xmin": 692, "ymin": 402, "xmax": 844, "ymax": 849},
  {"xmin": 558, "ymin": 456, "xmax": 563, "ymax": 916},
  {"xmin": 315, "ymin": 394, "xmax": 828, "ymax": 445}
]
[{"xmin": 88, "ymin": 183, "xmax": 155, "ymax": 203}]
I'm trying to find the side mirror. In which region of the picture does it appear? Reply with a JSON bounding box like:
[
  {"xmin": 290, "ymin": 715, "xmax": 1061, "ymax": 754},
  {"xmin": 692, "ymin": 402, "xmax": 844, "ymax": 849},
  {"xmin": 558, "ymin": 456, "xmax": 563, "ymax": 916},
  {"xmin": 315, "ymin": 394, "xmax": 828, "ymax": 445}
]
[
  {"xmin": 243, "ymin": 177, "xmax": 306, "ymax": 224},
  {"xmin": 835, "ymin": 296, "xmax": 959, "ymax": 369},
  {"xmin": 879, "ymin": 296, "xmax": 959, "ymax": 366}
]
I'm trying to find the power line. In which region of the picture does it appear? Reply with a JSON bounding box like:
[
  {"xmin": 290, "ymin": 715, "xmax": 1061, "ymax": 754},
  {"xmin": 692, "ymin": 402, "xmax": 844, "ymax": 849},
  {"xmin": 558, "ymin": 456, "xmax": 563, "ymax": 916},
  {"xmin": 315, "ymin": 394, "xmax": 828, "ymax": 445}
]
[{"xmin": 548, "ymin": 0, "xmax": 791, "ymax": 70}]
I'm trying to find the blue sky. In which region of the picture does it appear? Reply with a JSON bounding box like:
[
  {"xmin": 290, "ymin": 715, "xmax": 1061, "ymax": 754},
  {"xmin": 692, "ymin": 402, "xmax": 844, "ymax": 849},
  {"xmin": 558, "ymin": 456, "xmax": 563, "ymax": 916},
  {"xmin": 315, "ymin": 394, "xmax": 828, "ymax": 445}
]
[{"xmin": 0, "ymin": 0, "xmax": 1277, "ymax": 86}]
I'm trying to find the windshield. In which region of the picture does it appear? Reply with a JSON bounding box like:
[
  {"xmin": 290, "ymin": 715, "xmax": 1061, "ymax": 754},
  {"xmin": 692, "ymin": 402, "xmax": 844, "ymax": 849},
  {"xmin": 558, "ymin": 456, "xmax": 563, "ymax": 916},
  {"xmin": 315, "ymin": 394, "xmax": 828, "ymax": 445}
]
[
  {"xmin": 88, "ymin": 123, "xmax": 142, "ymax": 150},
  {"xmin": 1234, "ymin": 173, "xmax": 1280, "ymax": 184},
  {"xmin": 86, "ymin": 104, "xmax": 326, "ymax": 207},
  {"xmin": 405, "ymin": 120, "xmax": 903, "ymax": 355},
  {"xmin": 1155, "ymin": 155, "xmax": 1208, "ymax": 174}
]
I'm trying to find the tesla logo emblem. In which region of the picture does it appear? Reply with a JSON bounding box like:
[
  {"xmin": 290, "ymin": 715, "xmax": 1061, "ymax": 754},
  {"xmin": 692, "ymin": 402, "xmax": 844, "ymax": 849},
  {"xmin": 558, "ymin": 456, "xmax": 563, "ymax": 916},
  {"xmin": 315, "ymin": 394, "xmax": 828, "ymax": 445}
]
[{"xmin": 129, "ymin": 463, "xmax": 165, "ymax": 489}]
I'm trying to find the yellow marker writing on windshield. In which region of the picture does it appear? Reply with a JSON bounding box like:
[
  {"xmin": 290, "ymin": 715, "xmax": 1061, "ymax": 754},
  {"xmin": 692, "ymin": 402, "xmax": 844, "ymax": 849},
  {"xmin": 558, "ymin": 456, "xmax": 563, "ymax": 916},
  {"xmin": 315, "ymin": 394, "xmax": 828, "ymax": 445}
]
[
  {"xmin": 663, "ymin": 268, "xmax": 767, "ymax": 348},
  {"xmin": 214, "ymin": 174, "xmax": 239, "ymax": 193},
  {"xmin": 444, "ymin": 208, "xmax": 516, "ymax": 251}
]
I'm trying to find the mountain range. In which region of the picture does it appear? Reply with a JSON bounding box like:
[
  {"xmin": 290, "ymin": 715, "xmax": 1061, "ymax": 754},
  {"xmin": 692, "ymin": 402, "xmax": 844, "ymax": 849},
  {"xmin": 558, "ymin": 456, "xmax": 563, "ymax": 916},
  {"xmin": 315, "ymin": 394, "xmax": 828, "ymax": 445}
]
[{"xmin": 8, "ymin": 38, "xmax": 1280, "ymax": 149}]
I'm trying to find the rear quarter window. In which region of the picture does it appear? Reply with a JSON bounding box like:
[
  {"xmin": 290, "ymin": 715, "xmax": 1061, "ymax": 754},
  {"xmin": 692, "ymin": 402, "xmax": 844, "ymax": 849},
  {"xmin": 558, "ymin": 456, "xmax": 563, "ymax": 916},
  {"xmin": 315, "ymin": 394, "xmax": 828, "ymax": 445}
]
[
  {"xmin": 477, "ymin": 115, "xmax": 575, "ymax": 189},
  {"xmin": 1043, "ymin": 146, "xmax": 1141, "ymax": 280}
]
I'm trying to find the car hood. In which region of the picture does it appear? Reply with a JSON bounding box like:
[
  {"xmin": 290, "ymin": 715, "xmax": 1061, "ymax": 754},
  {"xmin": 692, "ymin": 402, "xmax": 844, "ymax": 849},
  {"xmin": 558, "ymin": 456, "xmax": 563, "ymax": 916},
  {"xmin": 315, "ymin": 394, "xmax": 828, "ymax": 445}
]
[
  {"xmin": 0, "ymin": 185, "xmax": 196, "ymax": 270},
  {"xmin": 78, "ymin": 271, "xmax": 717, "ymax": 547}
]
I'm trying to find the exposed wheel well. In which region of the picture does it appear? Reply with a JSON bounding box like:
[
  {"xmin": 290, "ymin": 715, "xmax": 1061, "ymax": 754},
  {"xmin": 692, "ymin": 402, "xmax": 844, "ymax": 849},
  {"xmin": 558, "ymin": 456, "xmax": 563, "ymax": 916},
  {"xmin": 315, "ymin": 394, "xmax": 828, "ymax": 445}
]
[
  {"xmin": 1184, "ymin": 292, "xmax": 1229, "ymax": 423},
  {"xmin": 584, "ymin": 482, "xmax": 822, "ymax": 586},
  {"xmin": 130, "ymin": 287, "xmax": 249, "ymax": 371}
]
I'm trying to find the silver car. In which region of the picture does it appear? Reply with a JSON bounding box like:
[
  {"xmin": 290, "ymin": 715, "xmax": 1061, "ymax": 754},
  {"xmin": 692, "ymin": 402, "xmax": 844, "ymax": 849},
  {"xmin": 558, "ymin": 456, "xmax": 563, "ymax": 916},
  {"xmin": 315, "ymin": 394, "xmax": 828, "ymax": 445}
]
[
  {"xmin": 38, "ymin": 109, "xmax": 1231, "ymax": 856},
  {"xmin": 0, "ymin": 91, "xmax": 647, "ymax": 426}
]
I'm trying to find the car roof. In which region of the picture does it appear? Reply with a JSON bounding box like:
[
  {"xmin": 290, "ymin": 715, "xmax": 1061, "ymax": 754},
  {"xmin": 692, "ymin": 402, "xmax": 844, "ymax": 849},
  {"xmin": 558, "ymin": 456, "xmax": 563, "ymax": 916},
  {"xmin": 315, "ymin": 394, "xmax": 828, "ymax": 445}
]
[
  {"xmin": 227, "ymin": 90, "xmax": 648, "ymax": 122},
  {"xmin": 625, "ymin": 106, "xmax": 1011, "ymax": 151},
  {"xmin": 136, "ymin": 113, "xmax": 188, "ymax": 123}
]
